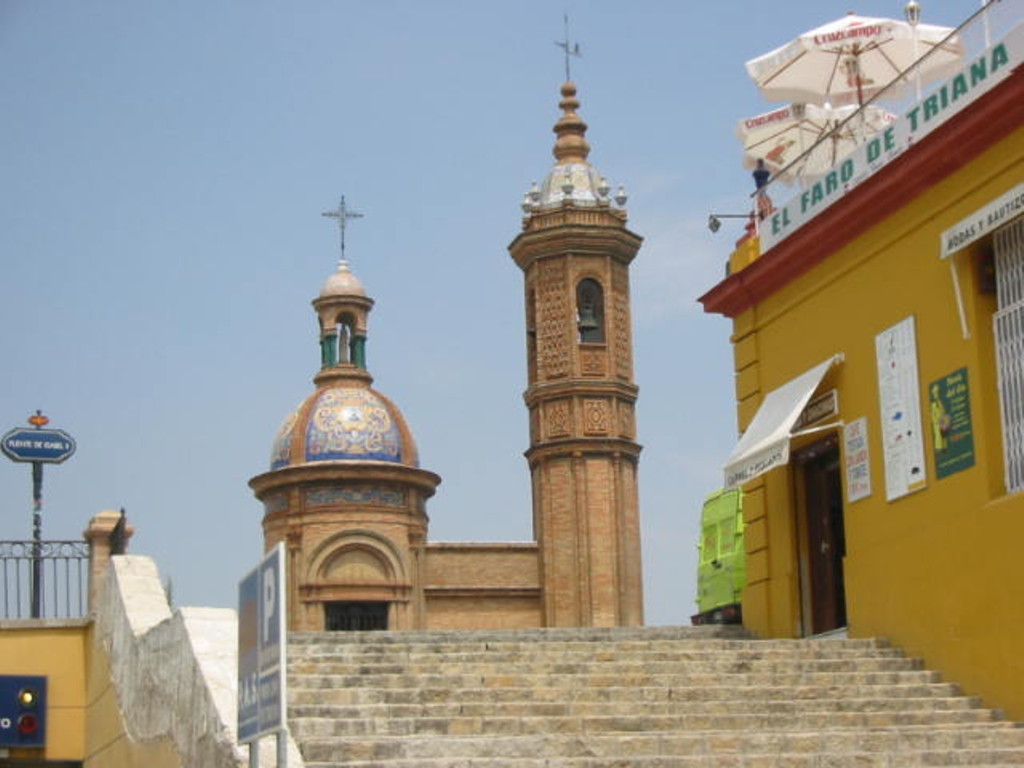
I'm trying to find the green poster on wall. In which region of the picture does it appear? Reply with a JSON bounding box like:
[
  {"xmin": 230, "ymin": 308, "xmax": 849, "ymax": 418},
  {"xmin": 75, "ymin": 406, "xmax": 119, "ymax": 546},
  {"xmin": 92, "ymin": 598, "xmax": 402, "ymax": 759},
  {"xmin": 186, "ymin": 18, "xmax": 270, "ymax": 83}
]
[{"xmin": 929, "ymin": 367, "xmax": 976, "ymax": 479}]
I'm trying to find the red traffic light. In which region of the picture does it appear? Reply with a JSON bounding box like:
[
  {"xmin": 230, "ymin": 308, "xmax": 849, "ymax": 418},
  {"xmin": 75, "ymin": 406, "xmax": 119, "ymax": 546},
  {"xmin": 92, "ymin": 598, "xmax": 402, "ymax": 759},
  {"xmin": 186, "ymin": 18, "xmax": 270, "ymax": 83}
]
[{"xmin": 17, "ymin": 713, "xmax": 39, "ymax": 735}]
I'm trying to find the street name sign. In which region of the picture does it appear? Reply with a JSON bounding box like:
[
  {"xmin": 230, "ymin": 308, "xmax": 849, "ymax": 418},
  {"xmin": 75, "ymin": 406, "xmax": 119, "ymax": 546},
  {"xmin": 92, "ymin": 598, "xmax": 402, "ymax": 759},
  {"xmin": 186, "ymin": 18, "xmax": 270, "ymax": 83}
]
[{"xmin": 1, "ymin": 429, "xmax": 76, "ymax": 464}]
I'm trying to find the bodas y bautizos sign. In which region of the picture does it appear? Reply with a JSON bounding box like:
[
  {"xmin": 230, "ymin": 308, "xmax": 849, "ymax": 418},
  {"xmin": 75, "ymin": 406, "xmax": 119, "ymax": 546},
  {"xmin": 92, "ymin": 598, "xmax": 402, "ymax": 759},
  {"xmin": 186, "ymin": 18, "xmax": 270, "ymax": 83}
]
[
  {"xmin": 940, "ymin": 182, "xmax": 1024, "ymax": 258},
  {"xmin": 761, "ymin": 24, "xmax": 1023, "ymax": 252}
]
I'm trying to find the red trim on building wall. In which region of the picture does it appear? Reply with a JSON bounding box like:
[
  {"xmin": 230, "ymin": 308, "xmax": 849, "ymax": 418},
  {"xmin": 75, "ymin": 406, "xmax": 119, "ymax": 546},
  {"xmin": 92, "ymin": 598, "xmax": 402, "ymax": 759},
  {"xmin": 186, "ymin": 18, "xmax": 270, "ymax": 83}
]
[{"xmin": 700, "ymin": 69, "xmax": 1024, "ymax": 318}]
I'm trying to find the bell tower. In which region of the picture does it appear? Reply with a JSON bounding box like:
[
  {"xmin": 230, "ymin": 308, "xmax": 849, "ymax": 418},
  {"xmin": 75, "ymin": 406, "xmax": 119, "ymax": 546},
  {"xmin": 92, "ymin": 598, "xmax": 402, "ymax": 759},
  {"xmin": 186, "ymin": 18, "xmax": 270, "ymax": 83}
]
[{"xmin": 508, "ymin": 82, "xmax": 644, "ymax": 627}]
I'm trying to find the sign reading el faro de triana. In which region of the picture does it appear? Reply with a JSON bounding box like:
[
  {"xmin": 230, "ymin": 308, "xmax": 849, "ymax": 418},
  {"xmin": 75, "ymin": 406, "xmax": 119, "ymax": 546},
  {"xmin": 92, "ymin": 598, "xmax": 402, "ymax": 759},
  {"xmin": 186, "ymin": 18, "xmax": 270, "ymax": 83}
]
[{"xmin": 761, "ymin": 23, "xmax": 1024, "ymax": 252}]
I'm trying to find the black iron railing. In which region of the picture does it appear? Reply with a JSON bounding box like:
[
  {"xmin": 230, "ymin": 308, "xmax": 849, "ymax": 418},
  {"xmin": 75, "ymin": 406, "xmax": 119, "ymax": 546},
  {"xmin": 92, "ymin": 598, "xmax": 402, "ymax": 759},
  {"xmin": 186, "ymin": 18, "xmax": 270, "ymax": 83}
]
[{"xmin": 0, "ymin": 540, "xmax": 90, "ymax": 620}]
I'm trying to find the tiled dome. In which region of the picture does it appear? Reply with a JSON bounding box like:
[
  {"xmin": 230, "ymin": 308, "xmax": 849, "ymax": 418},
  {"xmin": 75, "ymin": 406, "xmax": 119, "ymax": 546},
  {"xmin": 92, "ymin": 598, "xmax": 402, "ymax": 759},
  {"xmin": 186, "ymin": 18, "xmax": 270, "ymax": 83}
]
[{"xmin": 270, "ymin": 384, "xmax": 418, "ymax": 470}]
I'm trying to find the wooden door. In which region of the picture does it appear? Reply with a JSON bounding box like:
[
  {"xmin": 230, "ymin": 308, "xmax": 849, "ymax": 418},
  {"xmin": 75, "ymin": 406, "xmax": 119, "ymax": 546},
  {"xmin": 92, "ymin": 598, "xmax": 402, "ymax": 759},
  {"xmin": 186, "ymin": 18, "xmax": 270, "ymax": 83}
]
[{"xmin": 798, "ymin": 440, "xmax": 847, "ymax": 634}]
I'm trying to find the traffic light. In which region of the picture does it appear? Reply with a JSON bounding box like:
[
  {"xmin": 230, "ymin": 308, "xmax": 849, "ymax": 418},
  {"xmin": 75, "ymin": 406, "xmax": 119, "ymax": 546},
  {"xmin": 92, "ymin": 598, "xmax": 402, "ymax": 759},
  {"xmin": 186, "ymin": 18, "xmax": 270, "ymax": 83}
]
[
  {"xmin": 0, "ymin": 675, "xmax": 46, "ymax": 748},
  {"xmin": 17, "ymin": 685, "xmax": 40, "ymax": 737}
]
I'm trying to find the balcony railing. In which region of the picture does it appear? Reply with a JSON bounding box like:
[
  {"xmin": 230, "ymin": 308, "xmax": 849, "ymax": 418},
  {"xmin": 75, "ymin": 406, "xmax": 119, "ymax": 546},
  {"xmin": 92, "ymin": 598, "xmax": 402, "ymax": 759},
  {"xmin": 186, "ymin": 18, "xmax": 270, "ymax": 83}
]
[{"xmin": 0, "ymin": 540, "xmax": 90, "ymax": 620}]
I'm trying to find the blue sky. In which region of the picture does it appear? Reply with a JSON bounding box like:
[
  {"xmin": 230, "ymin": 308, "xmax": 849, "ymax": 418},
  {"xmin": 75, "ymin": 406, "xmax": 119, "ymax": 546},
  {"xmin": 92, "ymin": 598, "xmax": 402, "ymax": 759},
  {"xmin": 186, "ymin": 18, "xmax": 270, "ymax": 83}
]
[{"xmin": 0, "ymin": 0, "xmax": 992, "ymax": 625}]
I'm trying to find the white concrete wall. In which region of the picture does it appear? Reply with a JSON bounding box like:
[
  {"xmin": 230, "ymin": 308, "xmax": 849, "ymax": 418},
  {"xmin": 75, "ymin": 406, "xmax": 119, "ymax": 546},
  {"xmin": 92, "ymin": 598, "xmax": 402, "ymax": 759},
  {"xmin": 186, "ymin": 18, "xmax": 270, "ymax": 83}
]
[{"xmin": 96, "ymin": 555, "xmax": 304, "ymax": 767}]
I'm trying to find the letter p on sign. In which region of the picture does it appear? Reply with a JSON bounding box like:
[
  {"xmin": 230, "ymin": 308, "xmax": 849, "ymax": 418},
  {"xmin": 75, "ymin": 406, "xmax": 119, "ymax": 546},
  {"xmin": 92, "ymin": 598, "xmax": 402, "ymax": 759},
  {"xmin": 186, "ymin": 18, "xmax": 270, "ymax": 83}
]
[{"xmin": 262, "ymin": 563, "xmax": 276, "ymax": 643}]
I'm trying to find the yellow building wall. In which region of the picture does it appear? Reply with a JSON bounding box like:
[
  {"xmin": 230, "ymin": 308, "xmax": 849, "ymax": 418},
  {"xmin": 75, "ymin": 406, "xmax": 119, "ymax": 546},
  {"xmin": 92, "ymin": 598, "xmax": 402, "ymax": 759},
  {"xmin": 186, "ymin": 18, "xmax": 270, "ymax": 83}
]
[
  {"xmin": 0, "ymin": 620, "xmax": 182, "ymax": 767},
  {"xmin": 732, "ymin": 126, "xmax": 1024, "ymax": 718},
  {"xmin": 0, "ymin": 621, "xmax": 88, "ymax": 762}
]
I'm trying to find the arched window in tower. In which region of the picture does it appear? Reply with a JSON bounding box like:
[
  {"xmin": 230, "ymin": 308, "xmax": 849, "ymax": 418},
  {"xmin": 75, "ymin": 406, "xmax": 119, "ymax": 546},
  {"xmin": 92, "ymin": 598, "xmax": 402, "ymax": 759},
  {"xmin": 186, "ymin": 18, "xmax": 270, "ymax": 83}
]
[{"xmin": 576, "ymin": 278, "xmax": 605, "ymax": 344}]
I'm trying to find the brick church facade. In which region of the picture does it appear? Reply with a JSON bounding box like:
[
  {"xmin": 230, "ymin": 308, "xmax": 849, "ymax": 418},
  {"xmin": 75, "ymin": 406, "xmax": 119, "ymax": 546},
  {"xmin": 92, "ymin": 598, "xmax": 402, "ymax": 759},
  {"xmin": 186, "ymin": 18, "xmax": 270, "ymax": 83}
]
[{"xmin": 249, "ymin": 81, "xmax": 645, "ymax": 631}]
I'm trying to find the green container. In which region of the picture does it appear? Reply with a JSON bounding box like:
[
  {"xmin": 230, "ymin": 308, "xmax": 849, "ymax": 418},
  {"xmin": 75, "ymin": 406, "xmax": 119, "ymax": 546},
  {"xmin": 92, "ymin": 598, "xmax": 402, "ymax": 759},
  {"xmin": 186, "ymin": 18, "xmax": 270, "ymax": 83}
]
[{"xmin": 696, "ymin": 488, "xmax": 746, "ymax": 614}]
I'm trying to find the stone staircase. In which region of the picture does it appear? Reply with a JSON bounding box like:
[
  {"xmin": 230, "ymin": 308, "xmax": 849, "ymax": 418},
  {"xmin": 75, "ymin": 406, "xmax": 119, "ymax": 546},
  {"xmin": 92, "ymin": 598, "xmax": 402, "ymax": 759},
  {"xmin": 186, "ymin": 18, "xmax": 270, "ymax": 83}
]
[{"xmin": 287, "ymin": 626, "xmax": 1024, "ymax": 767}]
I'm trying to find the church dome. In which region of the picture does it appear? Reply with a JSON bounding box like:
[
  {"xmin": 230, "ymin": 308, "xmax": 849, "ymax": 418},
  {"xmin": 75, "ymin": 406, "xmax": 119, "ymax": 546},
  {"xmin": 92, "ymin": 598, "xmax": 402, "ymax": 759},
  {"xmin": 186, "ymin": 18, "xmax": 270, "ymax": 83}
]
[
  {"xmin": 266, "ymin": 199, "xmax": 423, "ymax": 473},
  {"xmin": 270, "ymin": 383, "xmax": 419, "ymax": 470},
  {"xmin": 320, "ymin": 259, "xmax": 366, "ymax": 298}
]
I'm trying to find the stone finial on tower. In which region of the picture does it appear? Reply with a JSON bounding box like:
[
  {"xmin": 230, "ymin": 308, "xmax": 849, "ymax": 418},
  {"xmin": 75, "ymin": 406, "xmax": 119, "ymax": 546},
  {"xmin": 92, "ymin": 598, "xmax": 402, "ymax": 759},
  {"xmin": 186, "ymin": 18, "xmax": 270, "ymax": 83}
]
[{"xmin": 552, "ymin": 83, "xmax": 591, "ymax": 165}]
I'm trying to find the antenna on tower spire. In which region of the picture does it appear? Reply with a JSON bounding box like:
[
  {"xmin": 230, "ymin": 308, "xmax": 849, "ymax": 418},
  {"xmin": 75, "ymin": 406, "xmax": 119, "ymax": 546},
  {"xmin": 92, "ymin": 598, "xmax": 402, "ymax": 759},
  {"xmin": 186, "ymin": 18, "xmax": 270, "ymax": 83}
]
[
  {"xmin": 554, "ymin": 13, "xmax": 581, "ymax": 82},
  {"xmin": 321, "ymin": 195, "xmax": 364, "ymax": 263}
]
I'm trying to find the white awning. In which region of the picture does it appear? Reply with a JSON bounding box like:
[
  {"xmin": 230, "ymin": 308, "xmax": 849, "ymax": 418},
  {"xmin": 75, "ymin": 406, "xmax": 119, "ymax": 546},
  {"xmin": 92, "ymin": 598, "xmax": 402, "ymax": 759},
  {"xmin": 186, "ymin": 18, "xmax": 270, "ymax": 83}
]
[{"xmin": 723, "ymin": 355, "xmax": 843, "ymax": 489}]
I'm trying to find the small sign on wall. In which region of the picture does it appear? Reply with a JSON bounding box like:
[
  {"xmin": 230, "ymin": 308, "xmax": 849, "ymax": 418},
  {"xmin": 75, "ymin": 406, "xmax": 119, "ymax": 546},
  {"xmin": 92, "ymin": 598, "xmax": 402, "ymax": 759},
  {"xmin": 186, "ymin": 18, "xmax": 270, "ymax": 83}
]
[
  {"xmin": 843, "ymin": 417, "xmax": 872, "ymax": 503},
  {"xmin": 929, "ymin": 367, "xmax": 976, "ymax": 479}
]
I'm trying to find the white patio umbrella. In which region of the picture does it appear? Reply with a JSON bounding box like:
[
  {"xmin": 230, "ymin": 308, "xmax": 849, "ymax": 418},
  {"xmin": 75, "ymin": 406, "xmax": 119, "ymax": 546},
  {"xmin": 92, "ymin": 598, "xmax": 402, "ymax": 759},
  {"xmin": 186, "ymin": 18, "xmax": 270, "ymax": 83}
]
[
  {"xmin": 737, "ymin": 102, "xmax": 897, "ymax": 183},
  {"xmin": 746, "ymin": 12, "xmax": 964, "ymax": 107}
]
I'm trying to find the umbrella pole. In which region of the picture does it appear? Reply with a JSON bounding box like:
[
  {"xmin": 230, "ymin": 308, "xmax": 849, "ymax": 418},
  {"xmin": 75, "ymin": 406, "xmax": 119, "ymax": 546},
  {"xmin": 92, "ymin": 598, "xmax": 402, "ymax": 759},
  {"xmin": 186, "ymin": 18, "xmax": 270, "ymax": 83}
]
[
  {"xmin": 849, "ymin": 53, "xmax": 865, "ymax": 106},
  {"xmin": 982, "ymin": 0, "xmax": 992, "ymax": 48}
]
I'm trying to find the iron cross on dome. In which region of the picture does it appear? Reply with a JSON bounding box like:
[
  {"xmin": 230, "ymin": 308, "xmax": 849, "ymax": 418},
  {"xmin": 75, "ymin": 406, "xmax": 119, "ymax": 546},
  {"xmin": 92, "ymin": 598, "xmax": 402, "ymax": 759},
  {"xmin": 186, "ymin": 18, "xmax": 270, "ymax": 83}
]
[{"xmin": 321, "ymin": 195, "xmax": 364, "ymax": 263}]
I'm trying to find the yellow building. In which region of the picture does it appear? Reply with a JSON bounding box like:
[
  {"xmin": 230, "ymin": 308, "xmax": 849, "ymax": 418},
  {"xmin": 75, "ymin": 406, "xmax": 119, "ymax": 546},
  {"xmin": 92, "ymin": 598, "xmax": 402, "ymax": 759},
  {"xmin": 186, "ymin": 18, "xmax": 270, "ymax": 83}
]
[{"xmin": 701, "ymin": 24, "xmax": 1024, "ymax": 717}]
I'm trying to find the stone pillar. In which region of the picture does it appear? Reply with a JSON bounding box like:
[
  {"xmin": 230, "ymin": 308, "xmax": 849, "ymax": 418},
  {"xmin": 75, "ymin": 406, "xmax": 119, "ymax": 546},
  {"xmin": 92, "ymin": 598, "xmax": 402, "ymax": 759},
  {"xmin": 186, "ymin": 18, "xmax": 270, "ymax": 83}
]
[{"xmin": 84, "ymin": 509, "xmax": 135, "ymax": 615}]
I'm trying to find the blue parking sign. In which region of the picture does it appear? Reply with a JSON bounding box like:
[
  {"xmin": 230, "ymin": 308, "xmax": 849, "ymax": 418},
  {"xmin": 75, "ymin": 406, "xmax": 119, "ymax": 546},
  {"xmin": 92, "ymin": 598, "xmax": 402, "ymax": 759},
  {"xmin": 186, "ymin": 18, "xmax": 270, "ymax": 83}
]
[{"xmin": 238, "ymin": 544, "xmax": 286, "ymax": 744}]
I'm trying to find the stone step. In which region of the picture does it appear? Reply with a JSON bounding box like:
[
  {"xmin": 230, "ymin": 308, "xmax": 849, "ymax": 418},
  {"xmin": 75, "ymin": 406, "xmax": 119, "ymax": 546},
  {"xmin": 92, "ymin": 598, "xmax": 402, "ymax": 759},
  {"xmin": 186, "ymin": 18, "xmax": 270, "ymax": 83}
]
[
  {"xmin": 288, "ymin": 695, "xmax": 987, "ymax": 721},
  {"xmin": 289, "ymin": 680, "xmax": 967, "ymax": 707},
  {"xmin": 303, "ymin": 757, "xmax": 1024, "ymax": 767},
  {"xmin": 289, "ymin": 635, "xmax": 893, "ymax": 658},
  {"xmin": 289, "ymin": 645, "xmax": 908, "ymax": 664},
  {"xmin": 289, "ymin": 636, "xmax": 888, "ymax": 652},
  {"xmin": 288, "ymin": 625, "xmax": 753, "ymax": 647},
  {"xmin": 296, "ymin": 724, "xmax": 1024, "ymax": 763},
  {"xmin": 289, "ymin": 708, "xmax": 1004, "ymax": 739},
  {"xmin": 289, "ymin": 668, "xmax": 945, "ymax": 691},
  {"xmin": 289, "ymin": 657, "xmax": 924, "ymax": 678}
]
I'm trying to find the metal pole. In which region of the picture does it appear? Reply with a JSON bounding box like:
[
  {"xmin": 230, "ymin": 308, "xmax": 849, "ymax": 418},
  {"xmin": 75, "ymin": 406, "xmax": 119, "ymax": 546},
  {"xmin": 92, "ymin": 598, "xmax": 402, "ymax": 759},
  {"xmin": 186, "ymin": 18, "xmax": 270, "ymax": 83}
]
[
  {"xmin": 982, "ymin": 0, "xmax": 992, "ymax": 49},
  {"xmin": 248, "ymin": 738, "xmax": 259, "ymax": 768},
  {"xmin": 276, "ymin": 730, "xmax": 288, "ymax": 767},
  {"xmin": 31, "ymin": 461, "xmax": 43, "ymax": 619}
]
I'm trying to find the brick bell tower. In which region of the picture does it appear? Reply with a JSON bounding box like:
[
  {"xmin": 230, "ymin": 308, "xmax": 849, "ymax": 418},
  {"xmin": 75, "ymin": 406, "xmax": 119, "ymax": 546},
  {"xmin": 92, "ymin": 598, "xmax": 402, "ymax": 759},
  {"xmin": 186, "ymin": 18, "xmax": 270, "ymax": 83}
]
[{"xmin": 508, "ymin": 82, "xmax": 644, "ymax": 627}]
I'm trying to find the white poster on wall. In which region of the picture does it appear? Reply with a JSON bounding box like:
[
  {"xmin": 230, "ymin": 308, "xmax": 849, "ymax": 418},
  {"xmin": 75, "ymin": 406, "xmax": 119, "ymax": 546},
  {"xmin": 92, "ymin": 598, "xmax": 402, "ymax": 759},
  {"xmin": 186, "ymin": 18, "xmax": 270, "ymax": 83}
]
[
  {"xmin": 843, "ymin": 417, "xmax": 872, "ymax": 503},
  {"xmin": 875, "ymin": 317, "xmax": 927, "ymax": 501}
]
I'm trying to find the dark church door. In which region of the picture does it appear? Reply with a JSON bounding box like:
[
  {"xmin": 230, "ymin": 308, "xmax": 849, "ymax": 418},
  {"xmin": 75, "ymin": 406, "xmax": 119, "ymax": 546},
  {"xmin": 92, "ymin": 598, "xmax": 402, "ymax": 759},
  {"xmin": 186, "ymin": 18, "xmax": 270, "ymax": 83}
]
[
  {"xmin": 325, "ymin": 601, "xmax": 389, "ymax": 631},
  {"xmin": 798, "ymin": 439, "xmax": 847, "ymax": 635}
]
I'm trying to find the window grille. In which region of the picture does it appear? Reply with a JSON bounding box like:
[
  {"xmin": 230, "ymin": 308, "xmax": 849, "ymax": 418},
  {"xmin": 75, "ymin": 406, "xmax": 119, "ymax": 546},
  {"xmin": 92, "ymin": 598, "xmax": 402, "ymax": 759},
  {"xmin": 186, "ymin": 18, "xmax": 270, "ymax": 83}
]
[{"xmin": 994, "ymin": 217, "xmax": 1024, "ymax": 492}]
